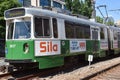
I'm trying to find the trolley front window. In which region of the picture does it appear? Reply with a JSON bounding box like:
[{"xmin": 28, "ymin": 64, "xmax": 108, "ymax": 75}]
[
  {"xmin": 14, "ymin": 21, "xmax": 31, "ymax": 39},
  {"xmin": 8, "ymin": 23, "xmax": 14, "ymax": 39},
  {"xmin": 7, "ymin": 21, "xmax": 31, "ymax": 39}
]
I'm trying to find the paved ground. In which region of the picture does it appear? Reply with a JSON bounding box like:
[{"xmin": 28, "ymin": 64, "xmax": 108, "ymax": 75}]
[
  {"xmin": 0, "ymin": 57, "xmax": 8, "ymax": 66},
  {"xmin": 0, "ymin": 57, "xmax": 8, "ymax": 74},
  {"xmin": 1, "ymin": 57, "xmax": 120, "ymax": 80}
]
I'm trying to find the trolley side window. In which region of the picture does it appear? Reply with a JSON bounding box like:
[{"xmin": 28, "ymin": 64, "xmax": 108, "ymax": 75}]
[
  {"xmin": 92, "ymin": 28, "xmax": 98, "ymax": 40},
  {"xmin": 114, "ymin": 30, "xmax": 118, "ymax": 40},
  {"xmin": 118, "ymin": 32, "xmax": 120, "ymax": 41},
  {"xmin": 8, "ymin": 23, "xmax": 14, "ymax": 39},
  {"xmin": 34, "ymin": 17, "xmax": 50, "ymax": 38},
  {"xmin": 100, "ymin": 28, "xmax": 105, "ymax": 39},
  {"xmin": 53, "ymin": 18, "xmax": 58, "ymax": 38},
  {"xmin": 35, "ymin": 17, "xmax": 43, "ymax": 37},
  {"xmin": 65, "ymin": 21, "xmax": 90, "ymax": 39},
  {"xmin": 44, "ymin": 19, "xmax": 50, "ymax": 36},
  {"xmin": 65, "ymin": 21, "xmax": 75, "ymax": 38}
]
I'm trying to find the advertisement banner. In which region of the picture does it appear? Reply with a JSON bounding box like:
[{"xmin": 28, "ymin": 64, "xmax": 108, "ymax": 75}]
[
  {"xmin": 35, "ymin": 40, "xmax": 60, "ymax": 56},
  {"xmin": 100, "ymin": 40, "xmax": 108, "ymax": 49},
  {"xmin": 113, "ymin": 40, "xmax": 118, "ymax": 48},
  {"xmin": 70, "ymin": 40, "xmax": 86, "ymax": 53}
]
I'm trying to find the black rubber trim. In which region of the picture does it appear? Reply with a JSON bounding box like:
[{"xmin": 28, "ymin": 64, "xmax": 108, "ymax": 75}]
[{"xmin": 5, "ymin": 59, "xmax": 32, "ymax": 63}]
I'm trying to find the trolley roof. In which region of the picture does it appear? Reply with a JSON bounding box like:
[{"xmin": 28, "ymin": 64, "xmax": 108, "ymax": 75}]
[{"xmin": 5, "ymin": 7, "xmax": 107, "ymax": 28}]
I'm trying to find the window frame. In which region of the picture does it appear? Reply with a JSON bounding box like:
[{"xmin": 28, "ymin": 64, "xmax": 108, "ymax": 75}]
[
  {"xmin": 113, "ymin": 30, "xmax": 118, "ymax": 40},
  {"xmin": 7, "ymin": 17, "xmax": 31, "ymax": 40},
  {"xmin": 65, "ymin": 21, "xmax": 91, "ymax": 39},
  {"xmin": 52, "ymin": 18, "xmax": 58, "ymax": 38},
  {"xmin": 53, "ymin": 1, "xmax": 62, "ymax": 8},
  {"xmin": 7, "ymin": 23, "xmax": 14, "ymax": 39},
  {"xmin": 34, "ymin": 16, "xmax": 51, "ymax": 38},
  {"xmin": 40, "ymin": 0, "xmax": 51, "ymax": 7},
  {"xmin": 100, "ymin": 28, "xmax": 105, "ymax": 40},
  {"xmin": 91, "ymin": 28, "xmax": 99, "ymax": 40},
  {"xmin": 14, "ymin": 21, "xmax": 31, "ymax": 39}
]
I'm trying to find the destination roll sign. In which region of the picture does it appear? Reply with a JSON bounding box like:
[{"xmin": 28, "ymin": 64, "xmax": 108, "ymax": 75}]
[{"xmin": 5, "ymin": 8, "xmax": 25, "ymax": 18}]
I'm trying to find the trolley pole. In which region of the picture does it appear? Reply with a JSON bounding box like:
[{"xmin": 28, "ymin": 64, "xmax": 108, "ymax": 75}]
[{"xmin": 97, "ymin": 5, "xmax": 109, "ymax": 24}]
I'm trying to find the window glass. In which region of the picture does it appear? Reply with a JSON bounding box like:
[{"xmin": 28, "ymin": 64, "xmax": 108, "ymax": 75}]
[
  {"xmin": 92, "ymin": 29, "xmax": 98, "ymax": 40},
  {"xmin": 118, "ymin": 32, "xmax": 120, "ymax": 40},
  {"xmin": 64, "ymin": 5, "xmax": 67, "ymax": 10},
  {"xmin": 100, "ymin": 28, "xmax": 105, "ymax": 39},
  {"xmin": 65, "ymin": 21, "xmax": 90, "ymax": 39},
  {"xmin": 114, "ymin": 31, "xmax": 118, "ymax": 40},
  {"xmin": 40, "ymin": 0, "xmax": 51, "ymax": 7},
  {"xmin": 23, "ymin": 0, "xmax": 31, "ymax": 7},
  {"xmin": 35, "ymin": 17, "xmax": 43, "ymax": 37},
  {"xmin": 53, "ymin": 1, "xmax": 62, "ymax": 8},
  {"xmin": 7, "ymin": 23, "xmax": 14, "ymax": 39},
  {"xmin": 43, "ymin": 19, "xmax": 50, "ymax": 36},
  {"xmin": 53, "ymin": 18, "xmax": 58, "ymax": 38},
  {"xmin": 76, "ymin": 26, "xmax": 83, "ymax": 38},
  {"xmin": 85, "ymin": 27, "xmax": 90, "ymax": 38},
  {"xmin": 65, "ymin": 22, "xmax": 75, "ymax": 38},
  {"xmin": 14, "ymin": 21, "xmax": 31, "ymax": 39},
  {"xmin": 34, "ymin": 17, "xmax": 50, "ymax": 38}
]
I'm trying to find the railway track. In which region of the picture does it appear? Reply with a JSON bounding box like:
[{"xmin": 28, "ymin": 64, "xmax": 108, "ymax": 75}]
[
  {"xmin": 0, "ymin": 55, "xmax": 120, "ymax": 80},
  {"xmin": 37, "ymin": 55, "xmax": 120, "ymax": 80},
  {"xmin": 0, "ymin": 64, "xmax": 72, "ymax": 80},
  {"xmin": 0, "ymin": 65, "xmax": 75, "ymax": 80},
  {"xmin": 0, "ymin": 68, "xmax": 42, "ymax": 80},
  {"xmin": 81, "ymin": 63, "xmax": 120, "ymax": 80},
  {"xmin": 90, "ymin": 64, "xmax": 120, "ymax": 80},
  {"xmin": 0, "ymin": 73, "xmax": 13, "ymax": 80}
]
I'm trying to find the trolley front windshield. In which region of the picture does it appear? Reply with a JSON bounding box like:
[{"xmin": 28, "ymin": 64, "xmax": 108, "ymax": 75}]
[{"xmin": 7, "ymin": 20, "xmax": 31, "ymax": 39}]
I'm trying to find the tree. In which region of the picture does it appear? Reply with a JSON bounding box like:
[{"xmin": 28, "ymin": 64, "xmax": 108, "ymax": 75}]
[
  {"xmin": 96, "ymin": 16, "xmax": 103, "ymax": 23},
  {"xmin": 72, "ymin": 0, "xmax": 81, "ymax": 14},
  {"xmin": 65, "ymin": 0, "xmax": 73, "ymax": 11},
  {"xmin": 0, "ymin": 0, "xmax": 21, "ymax": 38},
  {"xmin": 65, "ymin": 0, "xmax": 92, "ymax": 18},
  {"xmin": 84, "ymin": 0, "xmax": 92, "ymax": 18},
  {"xmin": 106, "ymin": 21, "xmax": 114, "ymax": 26},
  {"xmin": 96, "ymin": 16, "xmax": 115, "ymax": 26}
]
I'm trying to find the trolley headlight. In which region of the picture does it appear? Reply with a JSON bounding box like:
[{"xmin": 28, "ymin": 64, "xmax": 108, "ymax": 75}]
[
  {"xmin": 5, "ymin": 48, "xmax": 8, "ymax": 54},
  {"xmin": 5, "ymin": 45, "xmax": 8, "ymax": 54},
  {"xmin": 23, "ymin": 43, "xmax": 29, "ymax": 54}
]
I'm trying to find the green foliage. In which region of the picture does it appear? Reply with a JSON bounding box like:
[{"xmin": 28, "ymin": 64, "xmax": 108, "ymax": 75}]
[
  {"xmin": 96, "ymin": 16, "xmax": 114, "ymax": 26},
  {"xmin": 96, "ymin": 16, "xmax": 103, "ymax": 23},
  {"xmin": 0, "ymin": 0, "xmax": 21, "ymax": 39},
  {"xmin": 0, "ymin": 17, "xmax": 5, "ymax": 38},
  {"xmin": 0, "ymin": 0, "xmax": 21, "ymax": 16},
  {"xmin": 65, "ymin": 0, "xmax": 92, "ymax": 18},
  {"xmin": 105, "ymin": 20, "xmax": 114, "ymax": 26},
  {"xmin": 65, "ymin": 0, "xmax": 72, "ymax": 11},
  {"xmin": 72, "ymin": 0, "xmax": 81, "ymax": 14}
]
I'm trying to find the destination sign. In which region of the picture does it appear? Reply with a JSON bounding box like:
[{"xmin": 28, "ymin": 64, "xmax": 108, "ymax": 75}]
[{"xmin": 5, "ymin": 8, "xmax": 25, "ymax": 18}]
